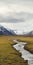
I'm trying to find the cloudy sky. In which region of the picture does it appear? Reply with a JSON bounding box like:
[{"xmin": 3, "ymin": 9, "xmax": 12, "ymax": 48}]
[{"xmin": 0, "ymin": 0, "xmax": 33, "ymax": 34}]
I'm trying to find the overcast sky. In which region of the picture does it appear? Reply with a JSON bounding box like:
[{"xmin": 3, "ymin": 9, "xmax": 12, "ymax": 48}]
[{"xmin": 0, "ymin": 0, "xmax": 33, "ymax": 34}]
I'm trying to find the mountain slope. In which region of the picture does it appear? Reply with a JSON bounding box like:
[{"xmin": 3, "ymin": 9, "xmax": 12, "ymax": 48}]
[
  {"xmin": 24, "ymin": 31, "xmax": 33, "ymax": 36},
  {"xmin": 0, "ymin": 25, "xmax": 16, "ymax": 35}
]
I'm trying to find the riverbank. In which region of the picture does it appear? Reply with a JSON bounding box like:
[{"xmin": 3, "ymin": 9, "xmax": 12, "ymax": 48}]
[
  {"xmin": 0, "ymin": 36, "xmax": 28, "ymax": 65},
  {"xmin": 13, "ymin": 40, "xmax": 33, "ymax": 65},
  {"xmin": 17, "ymin": 38, "xmax": 33, "ymax": 54},
  {"xmin": 24, "ymin": 43, "xmax": 33, "ymax": 54}
]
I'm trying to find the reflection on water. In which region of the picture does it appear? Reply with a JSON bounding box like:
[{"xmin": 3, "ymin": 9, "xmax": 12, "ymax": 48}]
[{"xmin": 13, "ymin": 40, "xmax": 33, "ymax": 65}]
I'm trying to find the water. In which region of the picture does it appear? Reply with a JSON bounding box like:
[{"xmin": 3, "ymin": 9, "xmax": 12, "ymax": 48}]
[{"xmin": 13, "ymin": 40, "xmax": 33, "ymax": 65}]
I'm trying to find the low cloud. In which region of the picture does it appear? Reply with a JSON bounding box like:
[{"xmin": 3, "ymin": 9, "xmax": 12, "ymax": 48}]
[
  {"xmin": 0, "ymin": 15, "xmax": 25, "ymax": 22},
  {"xmin": 0, "ymin": 12, "xmax": 33, "ymax": 23},
  {"xmin": 0, "ymin": 0, "xmax": 33, "ymax": 23}
]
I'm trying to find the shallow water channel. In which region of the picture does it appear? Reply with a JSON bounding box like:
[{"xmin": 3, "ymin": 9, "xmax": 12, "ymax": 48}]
[{"xmin": 13, "ymin": 40, "xmax": 33, "ymax": 65}]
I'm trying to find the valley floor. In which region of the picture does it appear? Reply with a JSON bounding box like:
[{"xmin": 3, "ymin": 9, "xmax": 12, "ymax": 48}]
[
  {"xmin": 0, "ymin": 36, "xmax": 28, "ymax": 65},
  {"xmin": 17, "ymin": 36, "xmax": 33, "ymax": 54},
  {"xmin": 0, "ymin": 36, "xmax": 33, "ymax": 65}
]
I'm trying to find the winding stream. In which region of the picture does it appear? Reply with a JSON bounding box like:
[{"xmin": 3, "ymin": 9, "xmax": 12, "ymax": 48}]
[{"xmin": 13, "ymin": 40, "xmax": 33, "ymax": 65}]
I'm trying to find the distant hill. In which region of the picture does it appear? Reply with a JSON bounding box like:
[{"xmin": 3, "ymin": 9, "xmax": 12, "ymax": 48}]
[
  {"xmin": 0, "ymin": 25, "xmax": 16, "ymax": 35},
  {"xmin": 16, "ymin": 30, "xmax": 33, "ymax": 36},
  {"xmin": 23, "ymin": 31, "xmax": 33, "ymax": 36}
]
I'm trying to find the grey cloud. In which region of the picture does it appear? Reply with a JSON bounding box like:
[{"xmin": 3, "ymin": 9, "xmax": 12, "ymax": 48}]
[
  {"xmin": 0, "ymin": 0, "xmax": 33, "ymax": 23},
  {"xmin": 0, "ymin": 0, "xmax": 33, "ymax": 4},
  {"xmin": 15, "ymin": 12, "xmax": 33, "ymax": 21},
  {"xmin": 0, "ymin": 12, "xmax": 33, "ymax": 23},
  {"xmin": 0, "ymin": 16, "xmax": 25, "ymax": 23}
]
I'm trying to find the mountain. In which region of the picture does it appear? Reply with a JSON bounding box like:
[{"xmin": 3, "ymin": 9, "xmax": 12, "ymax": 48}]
[
  {"xmin": 24, "ymin": 31, "xmax": 33, "ymax": 36},
  {"xmin": 15, "ymin": 30, "xmax": 33, "ymax": 36},
  {"xmin": 0, "ymin": 25, "xmax": 16, "ymax": 35}
]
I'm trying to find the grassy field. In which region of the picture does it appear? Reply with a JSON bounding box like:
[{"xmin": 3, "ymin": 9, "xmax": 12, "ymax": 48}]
[
  {"xmin": 17, "ymin": 36, "xmax": 33, "ymax": 54},
  {"xmin": 0, "ymin": 36, "xmax": 33, "ymax": 65},
  {"xmin": 0, "ymin": 36, "xmax": 28, "ymax": 65},
  {"xmin": 24, "ymin": 43, "xmax": 33, "ymax": 54}
]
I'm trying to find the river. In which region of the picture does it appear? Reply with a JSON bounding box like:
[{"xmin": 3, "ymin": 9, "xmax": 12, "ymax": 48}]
[{"xmin": 13, "ymin": 40, "xmax": 33, "ymax": 65}]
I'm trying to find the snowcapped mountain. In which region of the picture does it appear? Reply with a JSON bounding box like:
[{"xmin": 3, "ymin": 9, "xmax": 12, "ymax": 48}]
[
  {"xmin": 0, "ymin": 25, "xmax": 33, "ymax": 36},
  {"xmin": 0, "ymin": 25, "xmax": 16, "ymax": 35},
  {"xmin": 15, "ymin": 30, "xmax": 33, "ymax": 36},
  {"xmin": 24, "ymin": 31, "xmax": 33, "ymax": 36}
]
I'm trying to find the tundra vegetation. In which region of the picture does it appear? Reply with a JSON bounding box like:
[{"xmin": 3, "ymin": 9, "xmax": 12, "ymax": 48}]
[{"xmin": 0, "ymin": 36, "xmax": 33, "ymax": 65}]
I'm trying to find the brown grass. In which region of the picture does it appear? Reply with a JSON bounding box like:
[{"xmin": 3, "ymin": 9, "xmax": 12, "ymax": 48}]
[{"xmin": 0, "ymin": 36, "xmax": 28, "ymax": 65}]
